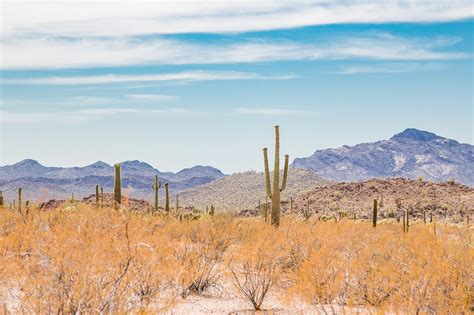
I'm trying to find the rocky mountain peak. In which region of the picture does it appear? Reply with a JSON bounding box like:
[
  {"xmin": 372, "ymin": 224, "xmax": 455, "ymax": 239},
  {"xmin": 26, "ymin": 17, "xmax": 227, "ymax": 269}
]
[{"xmin": 391, "ymin": 128, "xmax": 440, "ymax": 142}]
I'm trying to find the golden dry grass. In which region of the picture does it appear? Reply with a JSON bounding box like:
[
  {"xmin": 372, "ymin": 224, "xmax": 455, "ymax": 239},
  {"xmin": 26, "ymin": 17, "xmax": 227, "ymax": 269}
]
[{"xmin": 0, "ymin": 204, "xmax": 472, "ymax": 313}]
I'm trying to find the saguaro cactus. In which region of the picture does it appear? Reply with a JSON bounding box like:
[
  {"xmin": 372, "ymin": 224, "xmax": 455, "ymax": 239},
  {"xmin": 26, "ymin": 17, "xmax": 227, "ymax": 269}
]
[
  {"xmin": 100, "ymin": 187, "xmax": 104, "ymax": 208},
  {"xmin": 114, "ymin": 164, "xmax": 122, "ymax": 208},
  {"xmin": 95, "ymin": 185, "xmax": 100, "ymax": 207},
  {"xmin": 18, "ymin": 188, "xmax": 22, "ymax": 212},
  {"xmin": 152, "ymin": 175, "xmax": 162, "ymax": 212},
  {"xmin": 175, "ymin": 195, "xmax": 179, "ymax": 213},
  {"xmin": 165, "ymin": 183, "xmax": 170, "ymax": 213},
  {"xmin": 372, "ymin": 199, "xmax": 378, "ymax": 228},
  {"xmin": 263, "ymin": 125, "xmax": 289, "ymax": 227},
  {"xmin": 0, "ymin": 191, "xmax": 3, "ymax": 209},
  {"xmin": 402, "ymin": 211, "xmax": 406, "ymax": 233},
  {"xmin": 406, "ymin": 209, "xmax": 410, "ymax": 231},
  {"xmin": 210, "ymin": 204, "xmax": 215, "ymax": 216}
]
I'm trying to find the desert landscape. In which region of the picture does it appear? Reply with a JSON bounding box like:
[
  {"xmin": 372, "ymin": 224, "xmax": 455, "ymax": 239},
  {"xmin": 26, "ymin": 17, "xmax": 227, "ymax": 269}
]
[
  {"xmin": 1, "ymin": 1, "xmax": 473, "ymax": 314},
  {"xmin": 0, "ymin": 126, "xmax": 473, "ymax": 313}
]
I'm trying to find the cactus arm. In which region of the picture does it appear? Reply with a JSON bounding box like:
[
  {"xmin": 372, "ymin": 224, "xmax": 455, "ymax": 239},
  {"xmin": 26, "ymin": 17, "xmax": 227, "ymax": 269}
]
[
  {"xmin": 280, "ymin": 154, "xmax": 289, "ymax": 192},
  {"xmin": 273, "ymin": 126, "xmax": 280, "ymax": 197},
  {"xmin": 263, "ymin": 148, "xmax": 272, "ymax": 198}
]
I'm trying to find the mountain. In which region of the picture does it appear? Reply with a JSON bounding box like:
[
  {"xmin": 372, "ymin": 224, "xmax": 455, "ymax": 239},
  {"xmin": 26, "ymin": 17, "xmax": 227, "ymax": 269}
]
[
  {"xmin": 292, "ymin": 128, "xmax": 474, "ymax": 186},
  {"xmin": 0, "ymin": 160, "xmax": 225, "ymax": 202},
  {"xmin": 178, "ymin": 168, "xmax": 329, "ymax": 211}
]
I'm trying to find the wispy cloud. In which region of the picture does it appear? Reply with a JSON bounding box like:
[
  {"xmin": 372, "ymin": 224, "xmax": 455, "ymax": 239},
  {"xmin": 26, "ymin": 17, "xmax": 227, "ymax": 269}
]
[
  {"xmin": 3, "ymin": 1, "xmax": 472, "ymax": 37},
  {"xmin": 1, "ymin": 33, "xmax": 467, "ymax": 70},
  {"xmin": 2, "ymin": 71, "xmax": 297, "ymax": 85},
  {"xmin": 335, "ymin": 62, "xmax": 445, "ymax": 74},
  {"xmin": 236, "ymin": 108, "xmax": 318, "ymax": 116},
  {"xmin": 0, "ymin": 107, "xmax": 194, "ymax": 124},
  {"xmin": 125, "ymin": 94, "xmax": 179, "ymax": 101}
]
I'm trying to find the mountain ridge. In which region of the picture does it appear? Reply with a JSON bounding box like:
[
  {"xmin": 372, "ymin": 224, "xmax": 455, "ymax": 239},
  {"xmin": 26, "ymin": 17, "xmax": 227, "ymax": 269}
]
[
  {"xmin": 0, "ymin": 159, "xmax": 225, "ymax": 201},
  {"xmin": 292, "ymin": 128, "xmax": 473, "ymax": 186}
]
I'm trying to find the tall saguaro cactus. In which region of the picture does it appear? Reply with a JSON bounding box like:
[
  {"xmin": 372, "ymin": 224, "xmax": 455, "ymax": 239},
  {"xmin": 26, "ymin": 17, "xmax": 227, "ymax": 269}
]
[
  {"xmin": 114, "ymin": 164, "xmax": 122, "ymax": 208},
  {"xmin": 152, "ymin": 175, "xmax": 162, "ymax": 212},
  {"xmin": 372, "ymin": 199, "xmax": 378, "ymax": 228},
  {"xmin": 0, "ymin": 191, "xmax": 3, "ymax": 209},
  {"xmin": 165, "ymin": 183, "xmax": 170, "ymax": 213},
  {"xmin": 263, "ymin": 125, "xmax": 289, "ymax": 227}
]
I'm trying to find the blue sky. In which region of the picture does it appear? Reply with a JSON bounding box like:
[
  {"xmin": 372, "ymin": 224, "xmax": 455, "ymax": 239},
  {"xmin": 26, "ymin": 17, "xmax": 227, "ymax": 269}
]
[{"xmin": 1, "ymin": 1, "xmax": 473, "ymax": 173}]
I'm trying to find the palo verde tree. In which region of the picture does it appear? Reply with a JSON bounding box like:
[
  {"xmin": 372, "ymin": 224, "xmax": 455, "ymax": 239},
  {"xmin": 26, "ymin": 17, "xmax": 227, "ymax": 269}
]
[{"xmin": 263, "ymin": 125, "xmax": 289, "ymax": 227}]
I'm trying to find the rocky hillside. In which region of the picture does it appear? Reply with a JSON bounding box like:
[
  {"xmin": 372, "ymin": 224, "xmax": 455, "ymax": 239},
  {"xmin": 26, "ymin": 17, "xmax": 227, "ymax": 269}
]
[
  {"xmin": 292, "ymin": 128, "xmax": 474, "ymax": 186},
  {"xmin": 178, "ymin": 168, "xmax": 329, "ymax": 212},
  {"xmin": 0, "ymin": 159, "xmax": 225, "ymax": 202},
  {"xmin": 268, "ymin": 178, "xmax": 473, "ymax": 222}
]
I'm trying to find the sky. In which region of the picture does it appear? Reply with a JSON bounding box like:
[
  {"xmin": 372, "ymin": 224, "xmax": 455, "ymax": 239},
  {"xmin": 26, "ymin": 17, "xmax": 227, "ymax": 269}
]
[{"xmin": 1, "ymin": 0, "xmax": 473, "ymax": 174}]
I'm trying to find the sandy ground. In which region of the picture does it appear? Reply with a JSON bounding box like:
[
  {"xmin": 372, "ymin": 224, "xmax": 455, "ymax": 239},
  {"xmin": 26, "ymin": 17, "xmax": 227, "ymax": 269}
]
[{"xmin": 169, "ymin": 292, "xmax": 367, "ymax": 314}]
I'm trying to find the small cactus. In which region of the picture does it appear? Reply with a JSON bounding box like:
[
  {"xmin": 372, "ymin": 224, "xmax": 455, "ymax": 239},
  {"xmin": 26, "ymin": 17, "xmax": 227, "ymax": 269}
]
[
  {"xmin": 262, "ymin": 196, "xmax": 269, "ymax": 222},
  {"xmin": 302, "ymin": 200, "xmax": 311, "ymax": 221},
  {"xmin": 175, "ymin": 194, "xmax": 179, "ymax": 213},
  {"xmin": 372, "ymin": 199, "xmax": 378, "ymax": 228},
  {"xmin": 263, "ymin": 125, "xmax": 289, "ymax": 227},
  {"xmin": 402, "ymin": 211, "xmax": 406, "ymax": 233},
  {"xmin": 210, "ymin": 204, "xmax": 215, "ymax": 216},
  {"xmin": 165, "ymin": 183, "xmax": 170, "ymax": 213},
  {"xmin": 95, "ymin": 185, "xmax": 100, "ymax": 207},
  {"xmin": 114, "ymin": 163, "xmax": 122, "ymax": 208},
  {"xmin": 18, "ymin": 187, "xmax": 22, "ymax": 212},
  {"xmin": 152, "ymin": 175, "xmax": 162, "ymax": 212},
  {"xmin": 406, "ymin": 209, "xmax": 410, "ymax": 231}
]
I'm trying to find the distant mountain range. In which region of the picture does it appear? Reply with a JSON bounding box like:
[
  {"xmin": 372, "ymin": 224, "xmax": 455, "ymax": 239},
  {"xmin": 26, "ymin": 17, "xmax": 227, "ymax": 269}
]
[
  {"xmin": 0, "ymin": 160, "xmax": 225, "ymax": 202},
  {"xmin": 292, "ymin": 128, "xmax": 473, "ymax": 186},
  {"xmin": 1, "ymin": 128, "xmax": 472, "ymax": 203}
]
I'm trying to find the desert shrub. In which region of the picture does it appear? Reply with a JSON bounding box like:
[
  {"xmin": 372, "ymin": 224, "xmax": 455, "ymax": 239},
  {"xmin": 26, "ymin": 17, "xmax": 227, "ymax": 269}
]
[
  {"xmin": 288, "ymin": 221, "xmax": 473, "ymax": 313},
  {"xmin": 0, "ymin": 204, "xmax": 471, "ymax": 313},
  {"xmin": 227, "ymin": 222, "xmax": 290, "ymax": 310}
]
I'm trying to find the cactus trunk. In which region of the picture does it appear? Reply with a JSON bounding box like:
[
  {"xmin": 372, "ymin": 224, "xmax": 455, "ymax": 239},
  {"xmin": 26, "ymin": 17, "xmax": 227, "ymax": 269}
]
[
  {"xmin": 406, "ymin": 209, "xmax": 410, "ymax": 231},
  {"xmin": 100, "ymin": 187, "xmax": 104, "ymax": 208},
  {"xmin": 95, "ymin": 185, "xmax": 99, "ymax": 207},
  {"xmin": 113, "ymin": 164, "xmax": 121, "ymax": 208},
  {"xmin": 403, "ymin": 211, "xmax": 406, "ymax": 233},
  {"xmin": 165, "ymin": 183, "xmax": 170, "ymax": 213},
  {"xmin": 175, "ymin": 195, "xmax": 179, "ymax": 214},
  {"xmin": 152, "ymin": 175, "xmax": 161, "ymax": 212},
  {"xmin": 372, "ymin": 199, "xmax": 378, "ymax": 228},
  {"xmin": 18, "ymin": 188, "xmax": 22, "ymax": 213}
]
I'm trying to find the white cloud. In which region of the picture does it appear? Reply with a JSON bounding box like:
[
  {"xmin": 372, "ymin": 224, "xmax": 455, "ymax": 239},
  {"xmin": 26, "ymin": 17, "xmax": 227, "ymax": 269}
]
[
  {"xmin": 335, "ymin": 62, "xmax": 445, "ymax": 74},
  {"xmin": 2, "ymin": 1, "xmax": 472, "ymax": 37},
  {"xmin": 125, "ymin": 94, "xmax": 179, "ymax": 101},
  {"xmin": 0, "ymin": 107, "xmax": 194, "ymax": 124},
  {"xmin": 236, "ymin": 108, "xmax": 318, "ymax": 116},
  {"xmin": 1, "ymin": 33, "xmax": 467, "ymax": 70},
  {"xmin": 2, "ymin": 71, "xmax": 296, "ymax": 85}
]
